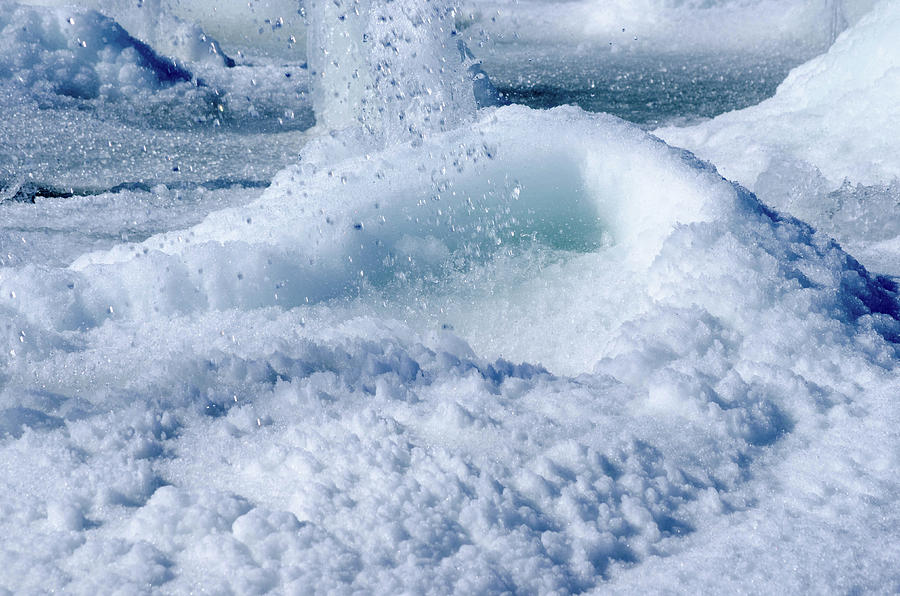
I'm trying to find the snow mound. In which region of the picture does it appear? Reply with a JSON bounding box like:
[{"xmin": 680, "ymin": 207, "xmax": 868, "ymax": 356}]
[
  {"xmin": 16, "ymin": 0, "xmax": 235, "ymax": 67},
  {"xmin": 657, "ymin": 0, "xmax": 900, "ymax": 193},
  {"xmin": 460, "ymin": 0, "xmax": 879, "ymax": 56},
  {"xmin": 3, "ymin": 104, "xmax": 900, "ymax": 594},
  {"xmin": 656, "ymin": 0, "xmax": 900, "ymax": 272},
  {"xmin": 0, "ymin": 3, "xmax": 194, "ymax": 101}
]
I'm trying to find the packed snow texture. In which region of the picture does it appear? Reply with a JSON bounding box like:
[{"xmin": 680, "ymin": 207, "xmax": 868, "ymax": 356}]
[{"xmin": 1, "ymin": 0, "xmax": 900, "ymax": 594}]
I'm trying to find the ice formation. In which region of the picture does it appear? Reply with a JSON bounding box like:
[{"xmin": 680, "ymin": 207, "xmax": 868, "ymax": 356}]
[{"xmin": 1, "ymin": 0, "xmax": 899, "ymax": 593}]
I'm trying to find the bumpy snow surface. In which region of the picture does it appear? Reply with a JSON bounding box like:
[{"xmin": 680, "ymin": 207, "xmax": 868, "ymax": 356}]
[{"xmin": 1, "ymin": 0, "xmax": 899, "ymax": 593}]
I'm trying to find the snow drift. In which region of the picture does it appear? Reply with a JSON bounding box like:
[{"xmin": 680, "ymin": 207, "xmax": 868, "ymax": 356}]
[{"xmin": 658, "ymin": 0, "xmax": 900, "ymax": 191}]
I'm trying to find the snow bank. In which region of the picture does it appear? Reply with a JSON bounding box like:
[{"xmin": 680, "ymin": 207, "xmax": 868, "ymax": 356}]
[
  {"xmin": 656, "ymin": 0, "xmax": 900, "ymax": 270},
  {"xmin": 658, "ymin": 0, "xmax": 900, "ymax": 190},
  {"xmin": 0, "ymin": 3, "xmax": 195, "ymax": 101}
]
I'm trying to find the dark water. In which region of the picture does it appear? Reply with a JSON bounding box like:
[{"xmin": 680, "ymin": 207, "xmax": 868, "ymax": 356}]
[{"xmin": 484, "ymin": 50, "xmax": 804, "ymax": 128}]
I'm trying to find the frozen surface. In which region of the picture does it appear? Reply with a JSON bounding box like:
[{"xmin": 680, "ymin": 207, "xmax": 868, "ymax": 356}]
[{"xmin": 1, "ymin": 0, "xmax": 899, "ymax": 593}]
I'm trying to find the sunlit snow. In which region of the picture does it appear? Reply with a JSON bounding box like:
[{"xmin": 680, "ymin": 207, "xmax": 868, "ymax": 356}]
[{"xmin": 1, "ymin": 0, "xmax": 898, "ymax": 593}]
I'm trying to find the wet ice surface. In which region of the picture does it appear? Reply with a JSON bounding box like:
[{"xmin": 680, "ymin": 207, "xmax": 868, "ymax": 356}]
[{"xmin": 1, "ymin": 0, "xmax": 900, "ymax": 594}]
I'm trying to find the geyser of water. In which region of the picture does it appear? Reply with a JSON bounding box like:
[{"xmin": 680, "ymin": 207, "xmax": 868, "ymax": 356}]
[{"xmin": 304, "ymin": 0, "xmax": 494, "ymax": 146}]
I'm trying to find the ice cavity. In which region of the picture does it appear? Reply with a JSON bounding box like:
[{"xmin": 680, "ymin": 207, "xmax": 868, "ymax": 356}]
[
  {"xmin": 68, "ymin": 107, "xmax": 724, "ymax": 315},
  {"xmin": 304, "ymin": 0, "xmax": 497, "ymax": 148},
  {"xmin": 0, "ymin": 2, "xmax": 193, "ymax": 101}
]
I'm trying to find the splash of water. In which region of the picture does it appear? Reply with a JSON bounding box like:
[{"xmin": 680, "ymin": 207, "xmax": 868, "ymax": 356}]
[{"xmin": 304, "ymin": 0, "xmax": 494, "ymax": 146}]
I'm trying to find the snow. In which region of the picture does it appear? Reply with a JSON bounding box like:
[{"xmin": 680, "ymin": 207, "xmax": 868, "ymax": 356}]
[
  {"xmin": 1, "ymin": 0, "xmax": 899, "ymax": 593},
  {"xmin": 656, "ymin": 0, "xmax": 900, "ymax": 272},
  {"xmin": 657, "ymin": 0, "xmax": 900, "ymax": 190},
  {"xmin": 0, "ymin": 4, "xmax": 193, "ymax": 101}
]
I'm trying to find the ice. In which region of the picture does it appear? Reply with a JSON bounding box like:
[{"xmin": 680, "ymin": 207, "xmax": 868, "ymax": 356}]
[{"xmin": 1, "ymin": 0, "xmax": 899, "ymax": 593}]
